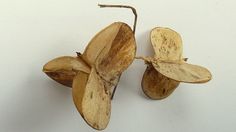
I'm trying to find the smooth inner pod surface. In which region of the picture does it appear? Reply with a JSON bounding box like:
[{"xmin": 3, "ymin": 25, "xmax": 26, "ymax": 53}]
[
  {"xmin": 82, "ymin": 22, "xmax": 136, "ymax": 85},
  {"xmin": 95, "ymin": 23, "xmax": 136, "ymax": 84},
  {"xmin": 82, "ymin": 22, "xmax": 121, "ymax": 66}
]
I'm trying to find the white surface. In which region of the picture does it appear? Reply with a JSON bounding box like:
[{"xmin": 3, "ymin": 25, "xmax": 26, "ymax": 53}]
[{"xmin": 0, "ymin": 0, "xmax": 235, "ymax": 132}]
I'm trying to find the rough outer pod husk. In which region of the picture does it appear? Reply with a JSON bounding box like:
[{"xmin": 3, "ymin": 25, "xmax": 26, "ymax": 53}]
[{"xmin": 43, "ymin": 56, "xmax": 90, "ymax": 87}]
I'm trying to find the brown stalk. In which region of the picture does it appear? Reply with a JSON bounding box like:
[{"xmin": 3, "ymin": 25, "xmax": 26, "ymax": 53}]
[{"xmin": 98, "ymin": 4, "xmax": 137, "ymax": 34}]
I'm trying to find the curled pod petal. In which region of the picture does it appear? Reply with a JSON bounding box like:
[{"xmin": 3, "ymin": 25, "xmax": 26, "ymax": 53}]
[
  {"xmin": 43, "ymin": 56, "xmax": 90, "ymax": 87},
  {"xmin": 151, "ymin": 27, "xmax": 183, "ymax": 60},
  {"xmin": 150, "ymin": 27, "xmax": 212, "ymax": 83},
  {"xmin": 152, "ymin": 61, "xmax": 212, "ymax": 83},
  {"xmin": 72, "ymin": 68, "xmax": 111, "ymax": 130},
  {"xmin": 95, "ymin": 22, "xmax": 136, "ymax": 83},
  {"xmin": 82, "ymin": 22, "xmax": 124, "ymax": 66}
]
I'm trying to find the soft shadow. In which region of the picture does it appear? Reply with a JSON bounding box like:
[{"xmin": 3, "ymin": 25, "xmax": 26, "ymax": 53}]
[{"xmin": 136, "ymin": 30, "xmax": 155, "ymax": 99}]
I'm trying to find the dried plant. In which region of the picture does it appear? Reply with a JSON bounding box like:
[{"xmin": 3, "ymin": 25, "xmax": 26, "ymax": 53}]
[
  {"xmin": 136, "ymin": 27, "xmax": 212, "ymax": 99},
  {"xmin": 43, "ymin": 4, "xmax": 137, "ymax": 130},
  {"xmin": 42, "ymin": 4, "xmax": 212, "ymax": 130}
]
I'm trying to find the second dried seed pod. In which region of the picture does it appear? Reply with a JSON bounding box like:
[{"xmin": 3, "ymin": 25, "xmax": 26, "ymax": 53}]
[{"xmin": 138, "ymin": 27, "xmax": 212, "ymax": 99}]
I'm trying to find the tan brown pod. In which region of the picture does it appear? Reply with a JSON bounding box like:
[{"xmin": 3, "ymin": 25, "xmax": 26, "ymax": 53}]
[
  {"xmin": 43, "ymin": 56, "xmax": 90, "ymax": 87},
  {"xmin": 73, "ymin": 68, "xmax": 111, "ymax": 130},
  {"xmin": 42, "ymin": 4, "xmax": 137, "ymax": 130},
  {"xmin": 138, "ymin": 27, "xmax": 212, "ymax": 100},
  {"xmin": 72, "ymin": 22, "xmax": 136, "ymax": 130},
  {"xmin": 142, "ymin": 64, "xmax": 179, "ymax": 99}
]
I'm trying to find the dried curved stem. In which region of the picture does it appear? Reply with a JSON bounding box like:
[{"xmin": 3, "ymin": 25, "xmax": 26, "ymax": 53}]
[
  {"xmin": 76, "ymin": 52, "xmax": 82, "ymax": 56},
  {"xmin": 135, "ymin": 56, "xmax": 189, "ymax": 65},
  {"xmin": 111, "ymin": 76, "xmax": 120, "ymax": 99},
  {"xmin": 98, "ymin": 4, "xmax": 137, "ymax": 34}
]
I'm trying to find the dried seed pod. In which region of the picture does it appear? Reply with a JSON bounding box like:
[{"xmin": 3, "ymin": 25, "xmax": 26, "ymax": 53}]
[
  {"xmin": 151, "ymin": 27, "xmax": 183, "ymax": 60},
  {"xmin": 43, "ymin": 56, "xmax": 90, "ymax": 87},
  {"xmin": 152, "ymin": 61, "xmax": 212, "ymax": 83},
  {"xmin": 139, "ymin": 27, "xmax": 212, "ymax": 99},
  {"xmin": 81, "ymin": 22, "xmax": 136, "ymax": 84},
  {"xmin": 42, "ymin": 4, "xmax": 137, "ymax": 130},
  {"xmin": 73, "ymin": 68, "xmax": 111, "ymax": 130},
  {"xmin": 82, "ymin": 22, "xmax": 123, "ymax": 66},
  {"xmin": 95, "ymin": 23, "xmax": 136, "ymax": 83},
  {"xmin": 142, "ymin": 64, "xmax": 179, "ymax": 99},
  {"xmin": 72, "ymin": 22, "xmax": 136, "ymax": 130}
]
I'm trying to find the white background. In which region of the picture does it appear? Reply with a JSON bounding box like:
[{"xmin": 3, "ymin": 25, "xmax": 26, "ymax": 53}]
[{"xmin": 0, "ymin": 0, "xmax": 235, "ymax": 132}]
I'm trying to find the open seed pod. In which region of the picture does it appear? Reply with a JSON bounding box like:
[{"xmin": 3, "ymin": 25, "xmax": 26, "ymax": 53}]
[
  {"xmin": 138, "ymin": 27, "xmax": 212, "ymax": 100},
  {"xmin": 43, "ymin": 22, "xmax": 136, "ymax": 130},
  {"xmin": 73, "ymin": 22, "xmax": 136, "ymax": 130},
  {"xmin": 42, "ymin": 4, "xmax": 137, "ymax": 130}
]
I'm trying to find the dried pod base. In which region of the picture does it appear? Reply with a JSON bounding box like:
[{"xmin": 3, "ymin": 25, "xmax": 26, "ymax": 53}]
[{"xmin": 142, "ymin": 64, "xmax": 180, "ymax": 100}]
